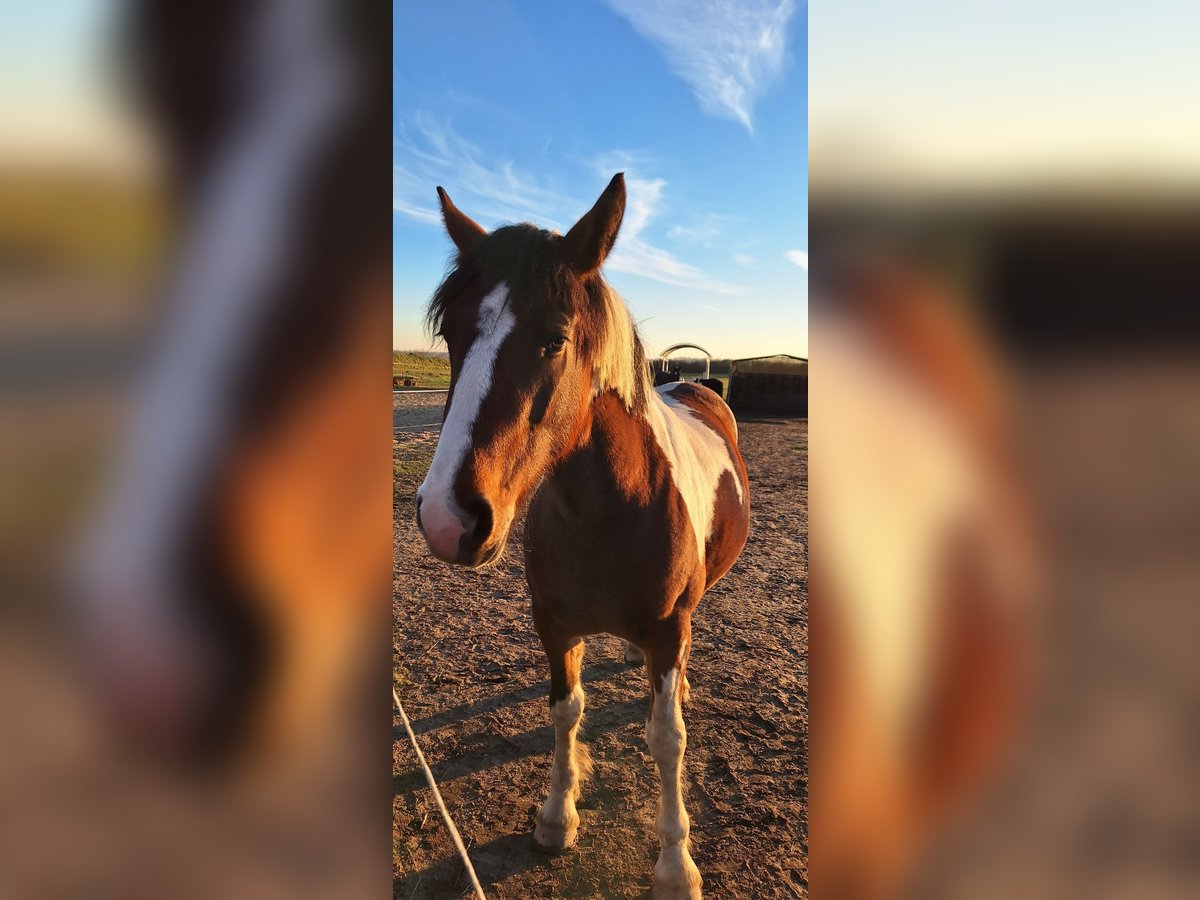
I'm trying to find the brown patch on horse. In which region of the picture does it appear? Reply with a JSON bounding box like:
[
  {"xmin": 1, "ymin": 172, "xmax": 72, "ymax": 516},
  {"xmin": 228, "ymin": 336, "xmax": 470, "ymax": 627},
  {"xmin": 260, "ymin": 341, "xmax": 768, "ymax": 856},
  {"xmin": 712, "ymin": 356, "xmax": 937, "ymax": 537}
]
[
  {"xmin": 655, "ymin": 383, "xmax": 751, "ymax": 588},
  {"xmin": 704, "ymin": 468, "xmax": 751, "ymax": 589},
  {"xmin": 588, "ymin": 393, "xmax": 656, "ymax": 505}
]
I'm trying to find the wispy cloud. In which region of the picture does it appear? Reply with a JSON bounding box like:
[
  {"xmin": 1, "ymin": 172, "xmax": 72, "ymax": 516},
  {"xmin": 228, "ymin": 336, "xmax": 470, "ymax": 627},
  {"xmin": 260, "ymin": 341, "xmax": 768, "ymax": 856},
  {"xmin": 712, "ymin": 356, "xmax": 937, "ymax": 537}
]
[
  {"xmin": 667, "ymin": 213, "xmax": 725, "ymax": 246},
  {"xmin": 394, "ymin": 115, "xmax": 742, "ymax": 294},
  {"xmin": 391, "ymin": 165, "xmax": 441, "ymax": 224},
  {"xmin": 734, "ymin": 252, "xmax": 756, "ymax": 267},
  {"xmin": 604, "ymin": 0, "xmax": 796, "ymax": 131},
  {"xmin": 786, "ymin": 249, "xmax": 808, "ymax": 269},
  {"xmin": 587, "ymin": 148, "xmax": 660, "ymax": 177},
  {"xmin": 393, "ymin": 113, "xmax": 571, "ymax": 229},
  {"xmin": 607, "ymin": 177, "xmax": 744, "ymax": 295}
]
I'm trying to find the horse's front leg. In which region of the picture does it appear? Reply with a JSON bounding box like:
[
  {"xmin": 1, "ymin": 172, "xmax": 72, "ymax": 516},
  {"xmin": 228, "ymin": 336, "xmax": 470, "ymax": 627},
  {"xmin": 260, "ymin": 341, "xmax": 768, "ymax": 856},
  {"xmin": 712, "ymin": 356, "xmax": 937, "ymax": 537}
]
[
  {"xmin": 533, "ymin": 632, "xmax": 591, "ymax": 850},
  {"xmin": 646, "ymin": 622, "xmax": 703, "ymax": 899},
  {"xmin": 628, "ymin": 640, "xmax": 691, "ymax": 704}
]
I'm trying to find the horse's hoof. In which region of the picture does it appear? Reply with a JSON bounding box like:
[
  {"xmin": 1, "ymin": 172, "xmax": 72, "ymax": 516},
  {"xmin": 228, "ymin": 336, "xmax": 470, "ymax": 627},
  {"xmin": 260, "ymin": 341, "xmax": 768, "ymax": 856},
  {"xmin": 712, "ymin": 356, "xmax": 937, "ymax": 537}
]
[
  {"xmin": 624, "ymin": 644, "xmax": 645, "ymax": 666},
  {"xmin": 653, "ymin": 847, "xmax": 703, "ymax": 899},
  {"xmin": 652, "ymin": 870, "xmax": 703, "ymax": 898},
  {"xmin": 533, "ymin": 811, "xmax": 578, "ymax": 852}
]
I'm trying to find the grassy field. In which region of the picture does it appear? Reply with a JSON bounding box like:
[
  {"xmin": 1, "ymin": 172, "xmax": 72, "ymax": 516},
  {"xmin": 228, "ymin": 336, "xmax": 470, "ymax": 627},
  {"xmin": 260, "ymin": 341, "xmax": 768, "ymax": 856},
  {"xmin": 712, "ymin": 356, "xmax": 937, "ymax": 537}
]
[
  {"xmin": 392, "ymin": 352, "xmax": 738, "ymax": 396},
  {"xmin": 392, "ymin": 443, "xmax": 435, "ymax": 479},
  {"xmin": 392, "ymin": 351, "xmax": 451, "ymax": 388}
]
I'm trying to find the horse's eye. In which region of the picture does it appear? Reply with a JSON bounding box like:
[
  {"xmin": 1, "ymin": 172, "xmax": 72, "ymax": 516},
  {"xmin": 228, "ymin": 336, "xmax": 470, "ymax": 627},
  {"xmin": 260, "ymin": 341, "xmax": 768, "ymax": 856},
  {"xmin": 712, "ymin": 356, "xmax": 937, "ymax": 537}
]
[{"xmin": 544, "ymin": 336, "xmax": 567, "ymax": 356}]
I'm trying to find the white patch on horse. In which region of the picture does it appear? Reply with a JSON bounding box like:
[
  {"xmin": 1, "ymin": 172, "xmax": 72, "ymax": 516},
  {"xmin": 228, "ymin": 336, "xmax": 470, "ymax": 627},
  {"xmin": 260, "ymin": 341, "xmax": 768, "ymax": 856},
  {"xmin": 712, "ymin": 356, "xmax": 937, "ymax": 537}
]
[
  {"xmin": 418, "ymin": 285, "xmax": 515, "ymax": 543},
  {"xmin": 645, "ymin": 383, "xmax": 743, "ymax": 560},
  {"xmin": 646, "ymin": 668, "xmax": 703, "ymax": 896}
]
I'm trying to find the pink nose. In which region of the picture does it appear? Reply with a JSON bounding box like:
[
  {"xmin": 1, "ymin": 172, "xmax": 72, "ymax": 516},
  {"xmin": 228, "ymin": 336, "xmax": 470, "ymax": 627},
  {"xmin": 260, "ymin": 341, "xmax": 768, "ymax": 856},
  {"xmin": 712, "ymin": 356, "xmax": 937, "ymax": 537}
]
[
  {"xmin": 424, "ymin": 521, "xmax": 467, "ymax": 562},
  {"xmin": 415, "ymin": 493, "xmax": 492, "ymax": 565},
  {"xmin": 415, "ymin": 494, "xmax": 468, "ymax": 562}
]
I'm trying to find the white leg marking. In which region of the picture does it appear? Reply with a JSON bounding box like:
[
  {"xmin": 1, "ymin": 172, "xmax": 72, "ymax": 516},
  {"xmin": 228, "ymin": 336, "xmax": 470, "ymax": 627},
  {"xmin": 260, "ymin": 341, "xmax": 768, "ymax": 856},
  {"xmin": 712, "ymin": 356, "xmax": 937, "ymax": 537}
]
[
  {"xmin": 647, "ymin": 669, "xmax": 703, "ymax": 899},
  {"xmin": 417, "ymin": 285, "xmax": 514, "ymax": 553},
  {"xmin": 625, "ymin": 641, "xmax": 646, "ymax": 665},
  {"xmin": 534, "ymin": 682, "xmax": 590, "ymax": 849}
]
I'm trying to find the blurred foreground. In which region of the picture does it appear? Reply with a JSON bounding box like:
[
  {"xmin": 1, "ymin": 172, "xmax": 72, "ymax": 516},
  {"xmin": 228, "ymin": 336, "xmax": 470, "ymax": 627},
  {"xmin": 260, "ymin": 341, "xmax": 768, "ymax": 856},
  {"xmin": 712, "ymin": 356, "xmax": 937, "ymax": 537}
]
[{"xmin": 1, "ymin": 1, "xmax": 389, "ymax": 896}]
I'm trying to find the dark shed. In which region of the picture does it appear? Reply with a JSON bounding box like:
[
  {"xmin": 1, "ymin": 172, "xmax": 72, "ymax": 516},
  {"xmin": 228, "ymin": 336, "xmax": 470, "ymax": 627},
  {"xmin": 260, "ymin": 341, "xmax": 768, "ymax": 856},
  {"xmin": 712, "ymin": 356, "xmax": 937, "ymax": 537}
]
[{"xmin": 728, "ymin": 354, "xmax": 808, "ymax": 414}]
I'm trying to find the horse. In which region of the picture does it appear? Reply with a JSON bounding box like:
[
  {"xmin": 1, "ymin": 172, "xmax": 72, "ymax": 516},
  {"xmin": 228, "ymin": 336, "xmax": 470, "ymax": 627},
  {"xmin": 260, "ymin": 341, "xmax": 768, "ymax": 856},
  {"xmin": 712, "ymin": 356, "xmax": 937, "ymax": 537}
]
[{"xmin": 416, "ymin": 173, "xmax": 751, "ymax": 899}]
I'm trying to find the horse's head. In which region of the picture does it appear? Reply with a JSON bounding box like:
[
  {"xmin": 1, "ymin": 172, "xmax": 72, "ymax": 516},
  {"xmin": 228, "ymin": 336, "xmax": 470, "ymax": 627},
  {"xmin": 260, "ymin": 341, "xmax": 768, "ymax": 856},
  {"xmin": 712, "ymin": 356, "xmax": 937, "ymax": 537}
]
[{"xmin": 418, "ymin": 173, "xmax": 646, "ymax": 566}]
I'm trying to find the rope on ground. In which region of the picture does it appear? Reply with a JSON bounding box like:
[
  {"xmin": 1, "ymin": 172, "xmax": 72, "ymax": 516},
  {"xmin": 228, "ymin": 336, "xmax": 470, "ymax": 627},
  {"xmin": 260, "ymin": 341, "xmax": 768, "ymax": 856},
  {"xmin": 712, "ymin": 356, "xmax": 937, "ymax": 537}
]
[{"xmin": 393, "ymin": 685, "xmax": 487, "ymax": 900}]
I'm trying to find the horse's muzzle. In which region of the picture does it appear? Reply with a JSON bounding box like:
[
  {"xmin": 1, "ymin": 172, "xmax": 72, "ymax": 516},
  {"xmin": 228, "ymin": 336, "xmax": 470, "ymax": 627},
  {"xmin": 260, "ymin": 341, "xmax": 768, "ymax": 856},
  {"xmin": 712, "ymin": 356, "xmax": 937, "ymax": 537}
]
[{"xmin": 416, "ymin": 492, "xmax": 497, "ymax": 566}]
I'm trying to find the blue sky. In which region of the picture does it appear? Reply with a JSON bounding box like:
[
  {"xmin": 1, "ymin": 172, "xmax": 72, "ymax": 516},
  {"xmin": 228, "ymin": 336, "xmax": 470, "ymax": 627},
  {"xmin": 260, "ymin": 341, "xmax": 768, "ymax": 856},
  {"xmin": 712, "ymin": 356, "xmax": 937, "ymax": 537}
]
[{"xmin": 393, "ymin": 0, "xmax": 808, "ymax": 359}]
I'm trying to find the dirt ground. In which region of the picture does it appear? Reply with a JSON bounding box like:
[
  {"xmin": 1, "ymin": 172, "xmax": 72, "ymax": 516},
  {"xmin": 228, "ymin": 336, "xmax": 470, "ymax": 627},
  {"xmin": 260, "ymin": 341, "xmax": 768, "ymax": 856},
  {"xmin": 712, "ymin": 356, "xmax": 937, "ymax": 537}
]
[{"xmin": 393, "ymin": 392, "xmax": 808, "ymax": 898}]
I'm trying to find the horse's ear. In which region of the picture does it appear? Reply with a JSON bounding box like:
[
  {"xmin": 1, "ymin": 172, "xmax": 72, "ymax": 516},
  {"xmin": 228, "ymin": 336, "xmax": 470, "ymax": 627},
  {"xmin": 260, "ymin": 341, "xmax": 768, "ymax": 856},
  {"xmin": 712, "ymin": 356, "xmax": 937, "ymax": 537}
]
[
  {"xmin": 561, "ymin": 173, "xmax": 625, "ymax": 275},
  {"xmin": 437, "ymin": 186, "xmax": 486, "ymax": 253}
]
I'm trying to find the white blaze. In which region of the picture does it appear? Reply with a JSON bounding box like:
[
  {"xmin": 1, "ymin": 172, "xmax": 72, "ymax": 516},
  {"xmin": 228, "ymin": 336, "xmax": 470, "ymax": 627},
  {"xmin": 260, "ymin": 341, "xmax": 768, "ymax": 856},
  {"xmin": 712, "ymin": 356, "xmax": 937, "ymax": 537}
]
[{"xmin": 417, "ymin": 286, "xmax": 515, "ymax": 549}]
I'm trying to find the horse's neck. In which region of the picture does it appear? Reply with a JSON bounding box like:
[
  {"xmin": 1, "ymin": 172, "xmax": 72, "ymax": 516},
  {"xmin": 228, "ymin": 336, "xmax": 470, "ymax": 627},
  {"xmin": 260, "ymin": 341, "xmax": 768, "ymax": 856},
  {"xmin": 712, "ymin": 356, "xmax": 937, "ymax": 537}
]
[{"xmin": 546, "ymin": 390, "xmax": 660, "ymax": 519}]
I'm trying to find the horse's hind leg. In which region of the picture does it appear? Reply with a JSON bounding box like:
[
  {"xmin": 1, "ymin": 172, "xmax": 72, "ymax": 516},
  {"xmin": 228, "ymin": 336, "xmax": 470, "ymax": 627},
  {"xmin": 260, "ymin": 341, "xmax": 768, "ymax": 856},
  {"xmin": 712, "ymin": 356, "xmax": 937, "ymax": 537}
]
[
  {"xmin": 533, "ymin": 632, "xmax": 591, "ymax": 850},
  {"xmin": 645, "ymin": 620, "xmax": 703, "ymax": 898}
]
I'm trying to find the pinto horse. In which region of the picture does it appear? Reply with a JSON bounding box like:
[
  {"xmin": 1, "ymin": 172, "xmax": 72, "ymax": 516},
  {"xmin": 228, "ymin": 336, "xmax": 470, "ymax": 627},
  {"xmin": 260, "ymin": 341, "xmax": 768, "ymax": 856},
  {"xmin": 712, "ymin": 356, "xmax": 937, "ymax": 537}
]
[{"xmin": 416, "ymin": 174, "xmax": 750, "ymax": 898}]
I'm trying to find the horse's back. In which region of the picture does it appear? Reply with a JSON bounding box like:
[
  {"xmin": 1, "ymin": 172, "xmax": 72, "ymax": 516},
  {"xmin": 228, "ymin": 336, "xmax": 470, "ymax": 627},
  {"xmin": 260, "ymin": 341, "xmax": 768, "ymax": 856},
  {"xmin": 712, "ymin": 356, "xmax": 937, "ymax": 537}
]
[{"xmin": 657, "ymin": 381, "xmax": 740, "ymax": 447}]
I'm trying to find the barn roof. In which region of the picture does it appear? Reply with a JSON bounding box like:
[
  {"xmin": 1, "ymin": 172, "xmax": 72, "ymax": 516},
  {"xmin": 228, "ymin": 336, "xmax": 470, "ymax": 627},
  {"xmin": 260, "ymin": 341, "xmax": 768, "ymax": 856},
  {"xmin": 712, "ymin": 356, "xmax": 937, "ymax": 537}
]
[{"xmin": 731, "ymin": 354, "xmax": 808, "ymax": 374}]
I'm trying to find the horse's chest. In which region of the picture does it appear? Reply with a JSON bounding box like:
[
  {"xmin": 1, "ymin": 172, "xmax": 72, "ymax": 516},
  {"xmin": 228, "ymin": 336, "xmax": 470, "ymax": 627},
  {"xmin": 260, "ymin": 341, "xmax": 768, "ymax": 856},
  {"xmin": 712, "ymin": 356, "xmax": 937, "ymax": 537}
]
[{"xmin": 525, "ymin": 494, "xmax": 699, "ymax": 629}]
